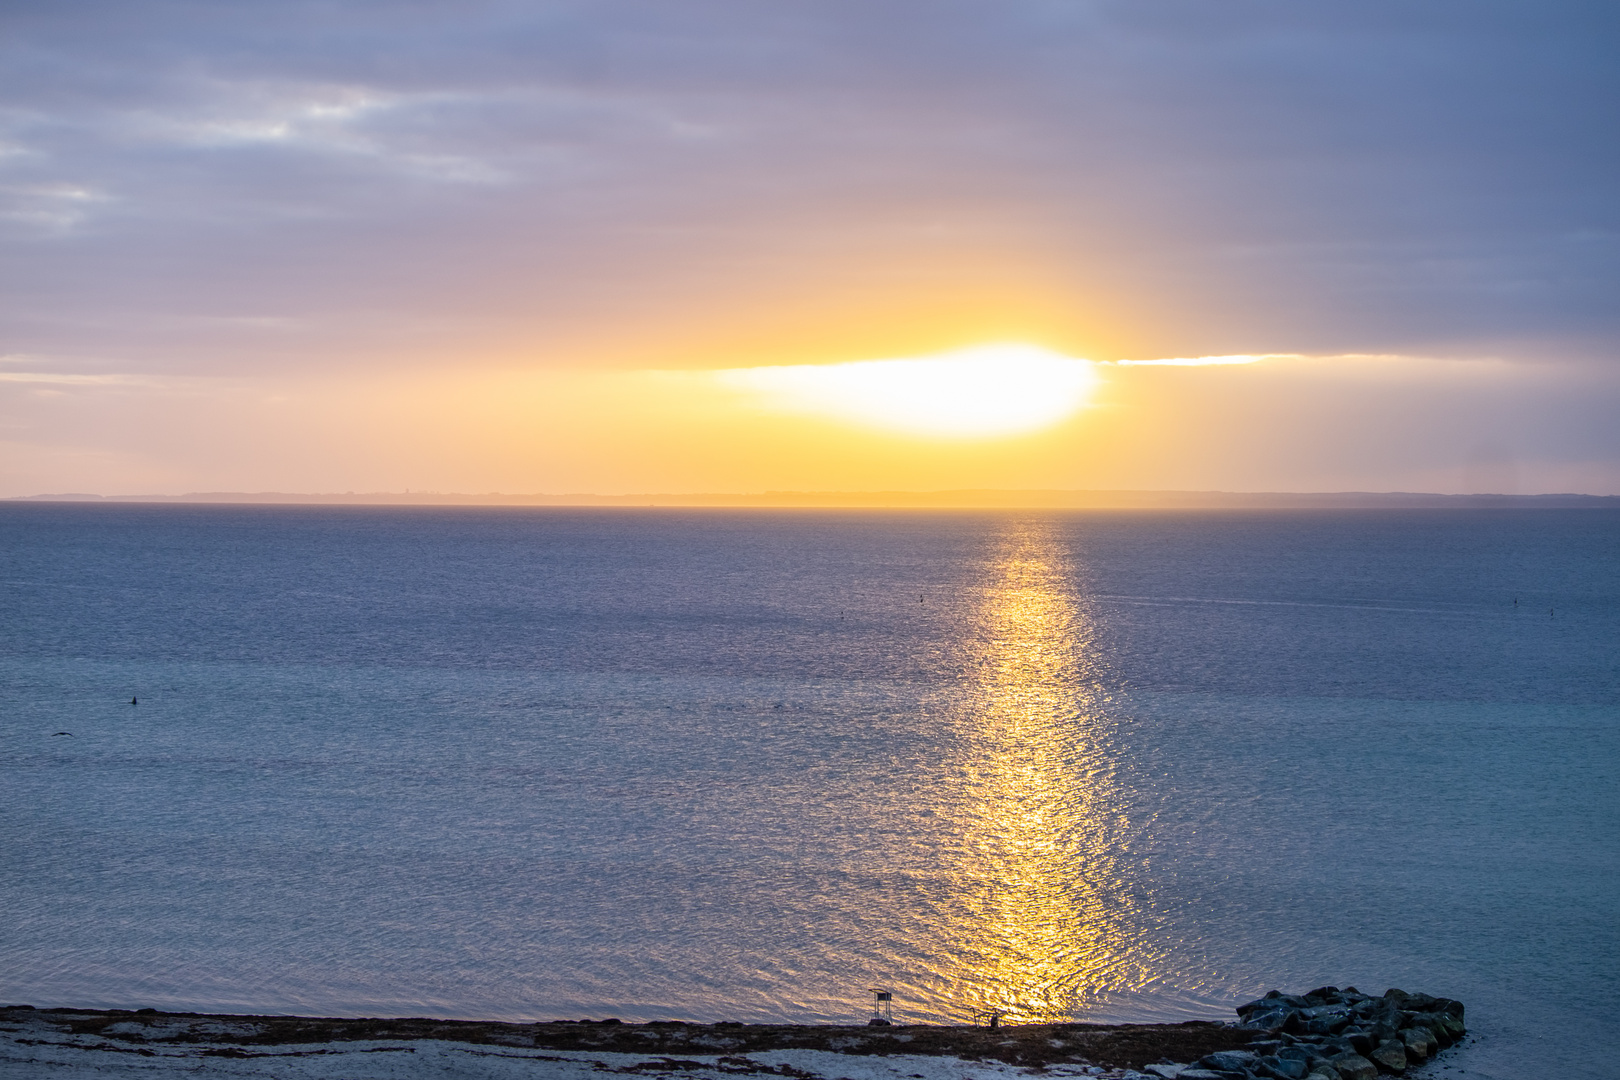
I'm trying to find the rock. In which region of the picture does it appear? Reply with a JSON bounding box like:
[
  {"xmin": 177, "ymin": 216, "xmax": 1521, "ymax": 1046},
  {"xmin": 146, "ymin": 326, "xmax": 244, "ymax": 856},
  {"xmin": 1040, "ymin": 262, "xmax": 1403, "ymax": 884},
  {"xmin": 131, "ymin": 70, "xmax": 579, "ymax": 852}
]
[
  {"xmin": 1352, "ymin": 1001, "xmax": 1399, "ymax": 1028},
  {"xmin": 1327, "ymin": 1051, "xmax": 1378, "ymax": 1080},
  {"xmin": 1197, "ymin": 1050, "xmax": 1261, "ymax": 1073},
  {"xmin": 1236, "ymin": 988, "xmax": 1460, "ymax": 1077},
  {"xmin": 1144, "ymin": 1066, "xmax": 1186, "ymax": 1079},
  {"xmin": 1304, "ymin": 1073, "xmax": 1338, "ymax": 1080},
  {"xmin": 1298, "ymin": 1005, "xmax": 1353, "ymax": 1035},
  {"xmin": 1402, "ymin": 993, "xmax": 1461, "ymax": 1019},
  {"xmin": 1399, "ymin": 1026, "xmax": 1436, "ymax": 1060},
  {"xmin": 1339, "ymin": 1029, "xmax": 1372, "ymax": 1055},
  {"xmin": 1367, "ymin": 1022, "xmax": 1397, "ymax": 1045},
  {"xmin": 1368, "ymin": 1039, "xmax": 1407, "ymax": 1073},
  {"xmin": 1238, "ymin": 993, "xmax": 1286, "ymax": 1016},
  {"xmin": 1406, "ymin": 1010, "xmax": 1463, "ymax": 1045},
  {"xmin": 1241, "ymin": 1009, "xmax": 1293, "ymax": 1031},
  {"xmin": 1174, "ymin": 1072, "xmax": 1231, "ymax": 1080},
  {"xmin": 1259, "ymin": 1055, "xmax": 1309, "ymax": 1079}
]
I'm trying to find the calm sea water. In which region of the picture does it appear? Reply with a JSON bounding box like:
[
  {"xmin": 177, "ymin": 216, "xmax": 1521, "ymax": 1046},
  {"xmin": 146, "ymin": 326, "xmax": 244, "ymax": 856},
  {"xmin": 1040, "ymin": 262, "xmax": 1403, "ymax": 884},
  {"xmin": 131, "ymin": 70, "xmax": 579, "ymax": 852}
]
[{"xmin": 2, "ymin": 505, "xmax": 1616, "ymax": 1077}]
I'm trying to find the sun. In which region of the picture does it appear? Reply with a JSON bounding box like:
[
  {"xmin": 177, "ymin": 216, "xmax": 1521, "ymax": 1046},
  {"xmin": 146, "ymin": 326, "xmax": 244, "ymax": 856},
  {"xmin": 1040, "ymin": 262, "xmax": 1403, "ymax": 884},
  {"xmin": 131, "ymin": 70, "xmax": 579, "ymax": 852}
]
[{"xmin": 716, "ymin": 344, "xmax": 1099, "ymax": 438}]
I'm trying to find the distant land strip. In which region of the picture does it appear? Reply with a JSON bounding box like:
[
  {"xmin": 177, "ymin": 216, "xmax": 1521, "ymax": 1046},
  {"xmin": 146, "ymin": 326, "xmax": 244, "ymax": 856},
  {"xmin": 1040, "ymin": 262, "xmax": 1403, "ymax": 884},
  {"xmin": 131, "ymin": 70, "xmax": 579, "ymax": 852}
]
[{"xmin": 8, "ymin": 489, "xmax": 1619, "ymax": 509}]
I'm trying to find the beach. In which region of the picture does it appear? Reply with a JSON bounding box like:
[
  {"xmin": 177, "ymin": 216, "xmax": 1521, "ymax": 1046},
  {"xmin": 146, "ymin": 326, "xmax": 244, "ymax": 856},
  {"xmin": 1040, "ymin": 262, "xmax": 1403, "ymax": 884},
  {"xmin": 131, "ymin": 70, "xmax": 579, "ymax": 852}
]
[
  {"xmin": 0, "ymin": 1005, "xmax": 1295, "ymax": 1080},
  {"xmin": 2, "ymin": 986, "xmax": 1474, "ymax": 1080}
]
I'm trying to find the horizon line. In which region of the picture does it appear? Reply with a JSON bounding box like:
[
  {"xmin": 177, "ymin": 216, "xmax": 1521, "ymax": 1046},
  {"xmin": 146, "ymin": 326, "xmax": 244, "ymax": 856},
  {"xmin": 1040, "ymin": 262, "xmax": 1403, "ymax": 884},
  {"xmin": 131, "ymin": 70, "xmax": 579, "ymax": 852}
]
[{"xmin": 7, "ymin": 488, "xmax": 1618, "ymax": 510}]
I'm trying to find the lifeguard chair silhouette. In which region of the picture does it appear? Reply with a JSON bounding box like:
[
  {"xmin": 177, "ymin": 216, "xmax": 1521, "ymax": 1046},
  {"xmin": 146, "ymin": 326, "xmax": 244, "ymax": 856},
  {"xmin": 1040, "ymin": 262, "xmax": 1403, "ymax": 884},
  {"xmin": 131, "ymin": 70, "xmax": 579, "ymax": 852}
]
[{"xmin": 868, "ymin": 988, "xmax": 893, "ymax": 1026}]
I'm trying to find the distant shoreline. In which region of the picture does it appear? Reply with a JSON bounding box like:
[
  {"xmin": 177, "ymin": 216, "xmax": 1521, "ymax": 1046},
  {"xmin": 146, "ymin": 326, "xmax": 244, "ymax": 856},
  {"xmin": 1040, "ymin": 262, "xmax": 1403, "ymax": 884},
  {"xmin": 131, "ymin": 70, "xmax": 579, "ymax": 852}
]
[{"xmin": 7, "ymin": 489, "xmax": 1619, "ymax": 509}]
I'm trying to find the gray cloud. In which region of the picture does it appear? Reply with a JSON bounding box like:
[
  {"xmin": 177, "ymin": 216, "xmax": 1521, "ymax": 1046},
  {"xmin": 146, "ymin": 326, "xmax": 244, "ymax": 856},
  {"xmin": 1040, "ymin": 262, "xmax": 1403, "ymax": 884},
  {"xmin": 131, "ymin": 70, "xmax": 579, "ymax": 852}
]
[{"xmin": 1, "ymin": 0, "xmax": 1617, "ymax": 373}]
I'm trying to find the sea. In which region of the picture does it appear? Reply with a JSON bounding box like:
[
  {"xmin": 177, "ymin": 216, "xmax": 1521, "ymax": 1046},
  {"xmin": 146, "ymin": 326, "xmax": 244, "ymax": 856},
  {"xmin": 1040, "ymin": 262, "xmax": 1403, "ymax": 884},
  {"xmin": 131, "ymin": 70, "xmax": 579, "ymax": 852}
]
[{"xmin": 1, "ymin": 504, "xmax": 1616, "ymax": 1078}]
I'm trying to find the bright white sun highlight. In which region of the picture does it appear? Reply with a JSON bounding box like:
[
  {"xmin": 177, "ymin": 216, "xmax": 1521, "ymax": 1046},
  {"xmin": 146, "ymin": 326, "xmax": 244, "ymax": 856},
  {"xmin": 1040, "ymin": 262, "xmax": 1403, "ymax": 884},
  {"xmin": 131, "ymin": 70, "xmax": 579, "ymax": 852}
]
[{"xmin": 716, "ymin": 344, "xmax": 1098, "ymax": 438}]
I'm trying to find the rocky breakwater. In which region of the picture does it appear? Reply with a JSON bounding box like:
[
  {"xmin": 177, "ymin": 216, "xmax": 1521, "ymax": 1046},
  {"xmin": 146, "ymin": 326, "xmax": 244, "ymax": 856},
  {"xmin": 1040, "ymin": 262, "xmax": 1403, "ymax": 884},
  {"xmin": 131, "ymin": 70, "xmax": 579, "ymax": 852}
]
[{"xmin": 1163, "ymin": 987, "xmax": 1465, "ymax": 1080}]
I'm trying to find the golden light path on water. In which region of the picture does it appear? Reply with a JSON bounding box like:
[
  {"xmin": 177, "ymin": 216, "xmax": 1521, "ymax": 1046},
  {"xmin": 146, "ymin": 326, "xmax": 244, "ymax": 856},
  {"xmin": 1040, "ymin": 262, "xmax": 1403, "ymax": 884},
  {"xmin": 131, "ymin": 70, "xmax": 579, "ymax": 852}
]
[{"xmin": 919, "ymin": 519, "xmax": 1161, "ymax": 1023}]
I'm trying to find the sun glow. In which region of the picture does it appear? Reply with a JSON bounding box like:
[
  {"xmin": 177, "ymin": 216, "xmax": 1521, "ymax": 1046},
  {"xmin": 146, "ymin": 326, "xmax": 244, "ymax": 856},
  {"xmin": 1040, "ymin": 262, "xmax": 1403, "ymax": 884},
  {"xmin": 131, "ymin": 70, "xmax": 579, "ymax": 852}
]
[
  {"xmin": 1112, "ymin": 353, "xmax": 1290, "ymax": 366},
  {"xmin": 715, "ymin": 344, "xmax": 1098, "ymax": 438}
]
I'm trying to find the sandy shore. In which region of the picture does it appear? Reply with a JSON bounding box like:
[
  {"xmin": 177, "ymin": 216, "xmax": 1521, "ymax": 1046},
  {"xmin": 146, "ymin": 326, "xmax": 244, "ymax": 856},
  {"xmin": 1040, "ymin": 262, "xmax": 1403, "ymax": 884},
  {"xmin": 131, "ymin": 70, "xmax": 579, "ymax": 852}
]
[{"xmin": 0, "ymin": 1006, "xmax": 1253, "ymax": 1079}]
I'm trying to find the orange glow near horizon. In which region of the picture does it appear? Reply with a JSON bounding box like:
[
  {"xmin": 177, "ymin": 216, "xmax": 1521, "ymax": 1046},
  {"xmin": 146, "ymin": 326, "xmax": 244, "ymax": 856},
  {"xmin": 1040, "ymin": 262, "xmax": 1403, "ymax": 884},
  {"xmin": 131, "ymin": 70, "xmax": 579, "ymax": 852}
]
[{"xmin": 4, "ymin": 348, "xmax": 1609, "ymax": 499}]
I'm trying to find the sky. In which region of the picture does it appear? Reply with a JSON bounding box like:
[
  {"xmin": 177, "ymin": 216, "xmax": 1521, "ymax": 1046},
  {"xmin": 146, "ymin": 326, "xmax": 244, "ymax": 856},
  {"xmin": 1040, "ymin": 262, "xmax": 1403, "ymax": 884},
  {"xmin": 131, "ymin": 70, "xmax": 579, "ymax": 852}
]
[{"xmin": 2, "ymin": 0, "xmax": 1618, "ymax": 497}]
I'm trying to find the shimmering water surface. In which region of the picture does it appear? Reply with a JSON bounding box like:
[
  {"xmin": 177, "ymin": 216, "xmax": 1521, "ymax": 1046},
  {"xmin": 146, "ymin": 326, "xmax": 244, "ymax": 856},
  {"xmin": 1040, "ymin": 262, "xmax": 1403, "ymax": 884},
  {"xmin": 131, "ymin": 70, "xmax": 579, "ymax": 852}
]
[{"xmin": 2, "ymin": 506, "xmax": 1616, "ymax": 1078}]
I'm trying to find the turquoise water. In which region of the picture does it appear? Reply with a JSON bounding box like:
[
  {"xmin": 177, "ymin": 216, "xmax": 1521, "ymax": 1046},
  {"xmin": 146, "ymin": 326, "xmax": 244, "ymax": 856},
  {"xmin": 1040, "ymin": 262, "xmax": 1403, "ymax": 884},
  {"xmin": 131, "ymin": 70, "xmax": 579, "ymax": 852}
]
[{"xmin": 2, "ymin": 505, "xmax": 1616, "ymax": 1077}]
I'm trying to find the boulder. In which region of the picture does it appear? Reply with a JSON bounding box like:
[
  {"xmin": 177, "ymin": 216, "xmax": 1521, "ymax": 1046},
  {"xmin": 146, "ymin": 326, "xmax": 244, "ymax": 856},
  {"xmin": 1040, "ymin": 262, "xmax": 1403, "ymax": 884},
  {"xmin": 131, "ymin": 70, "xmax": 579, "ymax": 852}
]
[
  {"xmin": 1400, "ymin": 993, "xmax": 1461, "ymax": 1018},
  {"xmin": 1238, "ymin": 988, "xmax": 1459, "ymax": 1076},
  {"xmin": 1174, "ymin": 1072, "xmax": 1231, "ymax": 1080},
  {"xmin": 1144, "ymin": 1066, "xmax": 1186, "ymax": 1079},
  {"xmin": 1406, "ymin": 1010, "xmax": 1463, "ymax": 1045},
  {"xmin": 1198, "ymin": 1050, "xmax": 1261, "ymax": 1073},
  {"xmin": 1258, "ymin": 1055, "xmax": 1309, "ymax": 1079},
  {"xmin": 1367, "ymin": 1039, "xmax": 1407, "ymax": 1073},
  {"xmin": 1242, "ymin": 1009, "xmax": 1293, "ymax": 1031},
  {"xmin": 1327, "ymin": 1052, "xmax": 1378, "ymax": 1080},
  {"xmin": 1349, "ymin": 1002, "xmax": 1380, "ymax": 1020},
  {"xmin": 1339, "ymin": 1029, "xmax": 1372, "ymax": 1055},
  {"xmin": 1305, "ymin": 1015, "xmax": 1350, "ymax": 1035},
  {"xmin": 1399, "ymin": 1026, "xmax": 1436, "ymax": 1060},
  {"xmin": 1238, "ymin": 992, "xmax": 1287, "ymax": 1015}
]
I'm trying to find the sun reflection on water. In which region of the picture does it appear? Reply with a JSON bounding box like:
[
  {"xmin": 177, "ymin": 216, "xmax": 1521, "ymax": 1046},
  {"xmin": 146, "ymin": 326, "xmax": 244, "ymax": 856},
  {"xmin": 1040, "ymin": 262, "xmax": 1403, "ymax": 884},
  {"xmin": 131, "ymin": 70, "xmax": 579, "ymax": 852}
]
[{"xmin": 929, "ymin": 519, "xmax": 1151, "ymax": 1023}]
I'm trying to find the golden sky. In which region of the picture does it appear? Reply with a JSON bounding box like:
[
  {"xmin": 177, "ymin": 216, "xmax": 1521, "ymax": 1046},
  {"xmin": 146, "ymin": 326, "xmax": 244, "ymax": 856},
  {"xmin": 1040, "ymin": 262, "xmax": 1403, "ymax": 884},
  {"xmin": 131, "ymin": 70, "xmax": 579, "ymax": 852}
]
[
  {"xmin": 2, "ymin": 3, "xmax": 1617, "ymax": 497},
  {"xmin": 7, "ymin": 347, "xmax": 1614, "ymax": 498}
]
